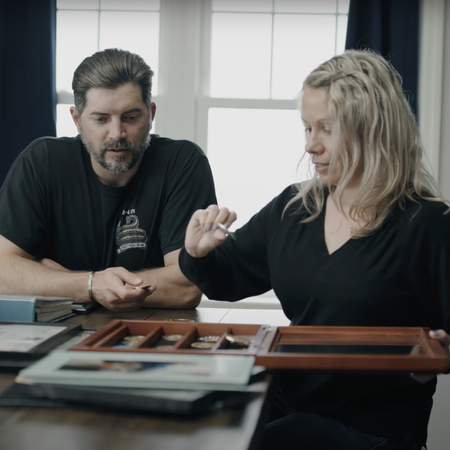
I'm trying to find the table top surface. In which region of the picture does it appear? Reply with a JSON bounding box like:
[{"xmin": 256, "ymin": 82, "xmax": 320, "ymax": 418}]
[{"xmin": 0, "ymin": 306, "xmax": 286, "ymax": 450}]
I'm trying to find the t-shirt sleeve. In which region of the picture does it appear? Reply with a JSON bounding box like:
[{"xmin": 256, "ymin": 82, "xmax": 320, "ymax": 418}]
[
  {"xmin": 0, "ymin": 141, "xmax": 49, "ymax": 255},
  {"xmin": 159, "ymin": 142, "xmax": 217, "ymax": 255}
]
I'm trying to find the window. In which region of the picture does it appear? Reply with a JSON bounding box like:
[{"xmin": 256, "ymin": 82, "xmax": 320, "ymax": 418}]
[
  {"xmin": 56, "ymin": 0, "xmax": 160, "ymax": 137},
  {"xmin": 205, "ymin": 0, "xmax": 349, "ymax": 227}
]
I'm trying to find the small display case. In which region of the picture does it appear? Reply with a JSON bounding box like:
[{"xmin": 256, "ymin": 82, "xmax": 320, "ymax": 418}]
[{"xmin": 71, "ymin": 320, "xmax": 449, "ymax": 373}]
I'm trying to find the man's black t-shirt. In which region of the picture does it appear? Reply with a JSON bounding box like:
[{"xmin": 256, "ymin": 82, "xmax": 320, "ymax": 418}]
[{"xmin": 0, "ymin": 134, "xmax": 217, "ymax": 271}]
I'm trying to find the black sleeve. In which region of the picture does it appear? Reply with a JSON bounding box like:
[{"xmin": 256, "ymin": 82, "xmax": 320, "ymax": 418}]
[
  {"xmin": 159, "ymin": 143, "xmax": 217, "ymax": 255},
  {"xmin": 0, "ymin": 140, "xmax": 49, "ymax": 255},
  {"xmin": 406, "ymin": 202, "xmax": 450, "ymax": 335},
  {"xmin": 179, "ymin": 192, "xmax": 286, "ymax": 301}
]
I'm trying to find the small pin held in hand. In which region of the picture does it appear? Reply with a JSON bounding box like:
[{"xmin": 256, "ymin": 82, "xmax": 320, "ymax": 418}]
[
  {"xmin": 217, "ymin": 223, "xmax": 236, "ymax": 240},
  {"xmin": 135, "ymin": 285, "xmax": 153, "ymax": 290}
]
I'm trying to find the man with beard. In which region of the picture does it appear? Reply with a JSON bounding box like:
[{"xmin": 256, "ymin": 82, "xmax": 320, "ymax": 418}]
[{"xmin": 0, "ymin": 48, "xmax": 217, "ymax": 312}]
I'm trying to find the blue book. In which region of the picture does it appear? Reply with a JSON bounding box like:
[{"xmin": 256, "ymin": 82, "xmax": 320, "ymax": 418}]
[{"xmin": 0, "ymin": 296, "xmax": 74, "ymax": 323}]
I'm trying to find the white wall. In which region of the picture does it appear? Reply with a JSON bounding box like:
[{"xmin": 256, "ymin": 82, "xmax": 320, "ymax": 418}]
[
  {"xmin": 439, "ymin": 1, "xmax": 450, "ymax": 198},
  {"xmin": 421, "ymin": 1, "xmax": 450, "ymax": 449}
]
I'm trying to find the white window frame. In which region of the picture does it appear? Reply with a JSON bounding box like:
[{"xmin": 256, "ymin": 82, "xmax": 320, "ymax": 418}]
[{"xmin": 155, "ymin": 0, "xmax": 348, "ymax": 149}]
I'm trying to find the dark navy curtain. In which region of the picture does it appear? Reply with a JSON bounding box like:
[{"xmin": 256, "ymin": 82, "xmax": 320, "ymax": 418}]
[
  {"xmin": 345, "ymin": 0, "xmax": 420, "ymax": 116},
  {"xmin": 0, "ymin": 0, "xmax": 57, "ymax": 186}
]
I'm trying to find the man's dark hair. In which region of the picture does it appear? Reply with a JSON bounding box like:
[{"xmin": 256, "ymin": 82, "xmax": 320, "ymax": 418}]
[{"xmin": 72, "ymin": 48, "xmax": 154, "ymax": 116}]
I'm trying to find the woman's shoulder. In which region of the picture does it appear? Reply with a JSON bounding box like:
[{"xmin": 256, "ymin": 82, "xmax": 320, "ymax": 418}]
[
  {"xmin": 406, "ymin": 196, "xmax": 448, "ymax": 217},
  {"xmin": 268, "ymin": 183, "xmax": 305, "ymax": 212},
  {"xmin": 252, "ymin": 183, "xmax": 310, "ymax": 227},
  {"xmin": 399, "ymin": 197, "xmax": 450, "ymax": 233}
]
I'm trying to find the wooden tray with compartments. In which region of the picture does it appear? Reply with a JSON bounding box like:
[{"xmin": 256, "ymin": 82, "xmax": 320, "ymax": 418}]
[{"xmin": 70, "ymin": 320, "xmax": 449, "ymax": 373}]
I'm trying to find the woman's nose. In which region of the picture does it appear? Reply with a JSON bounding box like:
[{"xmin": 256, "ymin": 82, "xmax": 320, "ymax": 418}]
[{"xmin": 305, "ymin": 131, "xmax": 323, "ymax": 155}]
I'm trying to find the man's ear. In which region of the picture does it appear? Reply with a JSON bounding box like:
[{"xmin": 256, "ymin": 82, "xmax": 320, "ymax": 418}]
[
  {"xmin": 150, "ymin": 102, "xmax": 157, "ymax": 123},
  {"xmin": 70, "ymin": 106, "xmax": 82, "ymax": 134}
]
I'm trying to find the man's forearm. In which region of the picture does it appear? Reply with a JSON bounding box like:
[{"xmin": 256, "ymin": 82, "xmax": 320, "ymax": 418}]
[
  {"xmin": 138, "ymin": 264, "xmax": 202, "ymax": 309},
  {"xmin": 0, "ymin": 254, "xmax": 90, "ymax": 301}
]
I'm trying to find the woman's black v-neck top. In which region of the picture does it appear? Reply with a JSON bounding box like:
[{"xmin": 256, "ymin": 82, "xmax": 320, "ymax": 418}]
[{"xmin": 180, "ymin": 184, "xmax": 450, "ymax": 446}]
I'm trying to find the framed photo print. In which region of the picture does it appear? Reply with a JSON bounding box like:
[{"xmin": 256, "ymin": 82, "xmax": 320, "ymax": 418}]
[{"xmin": 0, "ymin": 322, "xmax": 82, "ymax": 370}]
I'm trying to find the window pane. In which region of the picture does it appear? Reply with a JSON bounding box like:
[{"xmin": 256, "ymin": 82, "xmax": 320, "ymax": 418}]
[
  {"xmin": 337, "ymin": 15, "xmax": 348, "ymax": 54},
  {"xmin": 210, "ymin": 13, "xmax": 272, "ymax": 98},
  {"xmin": 272, "ymin": 14, "xmax": 336, "ymax": 99},
  {"xmin": 56, "ymin": 11, "xmax": 99, "ymax": 93},
  {"xmin": 207, "ymin": 108, "xmax": 309, "ymax": 229},
  {"xmin": 100, "ymin": 0, "xmax": 160, "ymax": 10},
  {"xmin": 99, "ymin": 11, "xmax": 160, "ymax": 95},
  {"xmin": 57, "ymin": 0, "xmax": 99, "ymax": 9},
  {"xmin": 212, "ymin": 0, "xmax": 273, "ymax": 12},
  {"xmin": 338, "ymin": 0, "xmax": 350, "ymax": 14},
  {"xmin": 56, "ymin": 104, "xmax": 78, "ymax": 138},
  {"xmin": 274, "ymin": 0, "xmax": 337, "ymax": 13}
]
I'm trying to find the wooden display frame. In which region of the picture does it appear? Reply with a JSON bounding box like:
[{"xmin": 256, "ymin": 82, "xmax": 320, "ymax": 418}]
[{"xmin": 71, "ymin": 320, "xmax": 449, "ymax": 373}]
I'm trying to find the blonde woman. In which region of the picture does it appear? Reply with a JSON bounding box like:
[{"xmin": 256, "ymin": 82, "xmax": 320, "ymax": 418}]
[{"xmin": 179, "ymin": 50, "xmax": 450, "ymax": 450}]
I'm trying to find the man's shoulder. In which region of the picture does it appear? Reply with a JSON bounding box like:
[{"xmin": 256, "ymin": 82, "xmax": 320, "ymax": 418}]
[
  {"xmin": 150, "ymin": 135, "xmax": 206, "ymax": 158},
  {"xmin": 21, "ymin": 136, "xmax": 82, "ymax": 160}
]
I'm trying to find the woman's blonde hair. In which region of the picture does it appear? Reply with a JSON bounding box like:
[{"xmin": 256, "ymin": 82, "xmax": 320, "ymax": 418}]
[{"xmin": 287, "ymin": 49, "xmax": 444, "ymax": 237}]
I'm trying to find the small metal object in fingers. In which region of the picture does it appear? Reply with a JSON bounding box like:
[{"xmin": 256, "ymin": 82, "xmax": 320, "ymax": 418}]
[
  {"xmin": 136, "ymin": 285, "xmax": 153, "ymax": 290},
  {"xmin": 217, "ymin": 223, "xmax": 236, "ymax": 240}
]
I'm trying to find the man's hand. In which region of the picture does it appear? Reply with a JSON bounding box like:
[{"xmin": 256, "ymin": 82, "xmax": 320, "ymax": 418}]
[
  {"xmin": 37, "ymin": 258, "xmax": 156, "ymax": 312},
  {"xmin": 90, "ymin": 267, "xmax": 156, "ymax": 312},
  {"xmin": 410, "ymin": 329, "xmax": 450, "ymax": 383}
]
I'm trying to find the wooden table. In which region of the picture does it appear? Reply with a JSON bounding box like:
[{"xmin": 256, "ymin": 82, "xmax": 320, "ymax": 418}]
[{"xmin": 0, "ymin": 306, "xmax": 287, "ymax": 450}]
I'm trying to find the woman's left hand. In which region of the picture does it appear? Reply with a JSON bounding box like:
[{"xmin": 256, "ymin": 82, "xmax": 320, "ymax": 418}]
[{"xmin": 410, "ymin": 329, "xmax": 450, "ymax": 383}]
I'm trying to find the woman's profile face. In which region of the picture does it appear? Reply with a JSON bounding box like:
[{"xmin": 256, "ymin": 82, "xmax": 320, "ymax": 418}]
[{"xmin": 302, "ymin": 87, "xmax": 340, "ymax": 185}]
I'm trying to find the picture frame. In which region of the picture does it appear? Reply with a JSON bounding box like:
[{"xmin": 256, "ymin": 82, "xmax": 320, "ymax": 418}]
[
  {"xmin": 71, "ymin": 320, "xmax": 449, "ymax": 373},
  {"xmin": 16, "ymin": 351, "xmax": 256, "ymax": 391},
  {"xmin": 0, "ymin": 322, "xmax": 82, "ymax": 370}
]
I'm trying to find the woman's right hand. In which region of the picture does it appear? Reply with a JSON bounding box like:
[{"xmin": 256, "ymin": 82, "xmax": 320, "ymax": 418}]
[{"xmin": 184, "ymin": 205, "xmax": 237, "ymax": 258}]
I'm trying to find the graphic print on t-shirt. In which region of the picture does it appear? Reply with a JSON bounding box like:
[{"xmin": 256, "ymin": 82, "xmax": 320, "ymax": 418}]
[{"xmin": 115, "ymin": 211, "xmax": 148, "ymax": 254}]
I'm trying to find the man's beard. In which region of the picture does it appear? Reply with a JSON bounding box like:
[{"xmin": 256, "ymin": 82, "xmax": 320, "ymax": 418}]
[{"xmin": 80, "ymin": 123, "xmax": 151, "ymax": 175}]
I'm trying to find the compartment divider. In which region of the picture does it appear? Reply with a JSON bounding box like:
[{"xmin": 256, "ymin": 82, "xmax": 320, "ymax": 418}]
[
  {"xmin": 92, "ymin": 324, "xmax": 128, "ymax": 348},
  {"xmin": 72, "ymin": 320, "xmax": 123, "ymax": 349},
  {"xmin": 134, "ymin": 326, "xmax": 163, "ymax": 348},
  {"xmin": 213, "ymin": 328, "xmax": 233, "ymax": 350},
  {"xmin": 174, "ymin": 327, "xmax": 197, "ymax": 349}
]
